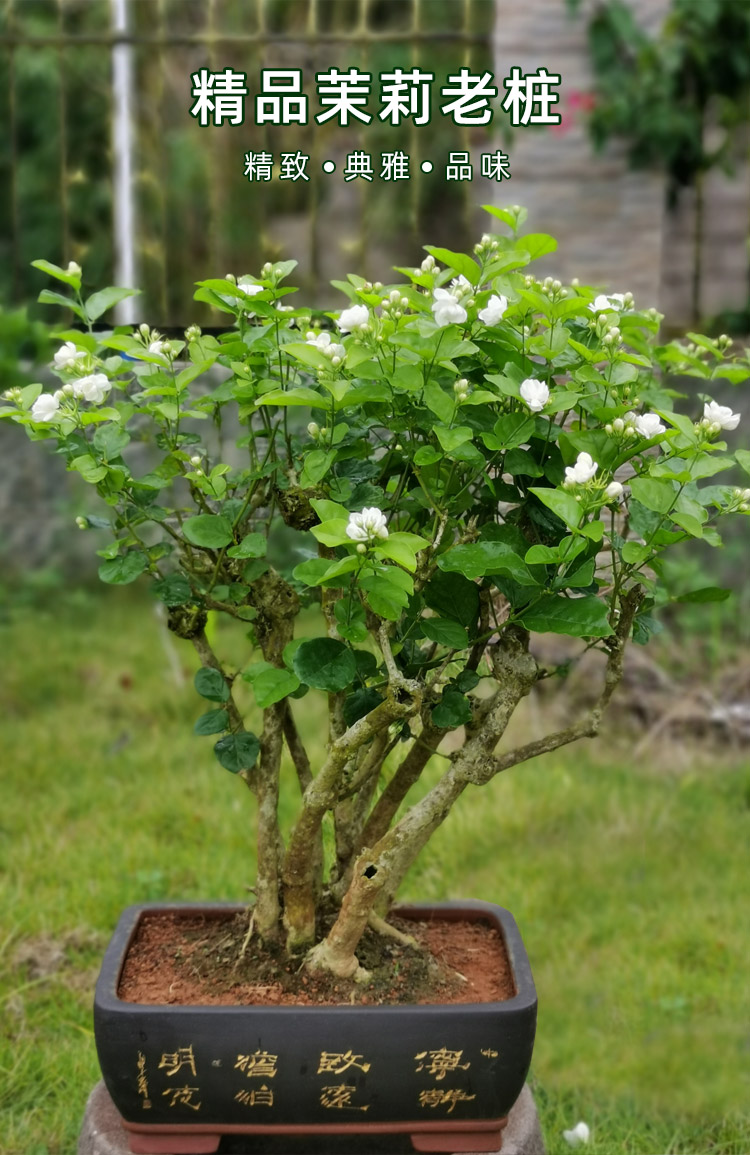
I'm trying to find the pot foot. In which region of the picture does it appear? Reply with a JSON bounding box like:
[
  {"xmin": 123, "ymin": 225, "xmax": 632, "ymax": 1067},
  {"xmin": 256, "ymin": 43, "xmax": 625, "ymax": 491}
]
[
  {"xmin": 410, "ymin": 1122, "xmax": 506, "ymax": 1152},
  {"xmin": 127, "ymin": 1135, "xmax": 220, "ymax": 1154}
]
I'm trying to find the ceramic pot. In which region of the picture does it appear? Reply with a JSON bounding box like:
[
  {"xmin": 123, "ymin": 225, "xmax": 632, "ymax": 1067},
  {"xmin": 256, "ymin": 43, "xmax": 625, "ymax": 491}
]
[{"xmin": 93, "ymin": 899, "xmax": 537, "ymax": 1154}]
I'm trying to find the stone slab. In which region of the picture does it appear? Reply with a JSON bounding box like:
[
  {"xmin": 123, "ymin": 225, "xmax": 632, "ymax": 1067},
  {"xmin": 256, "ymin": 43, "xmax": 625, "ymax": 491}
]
[{"xmin": 78, "ymin": 1081, "xmax": 546, "ymax": 1155}]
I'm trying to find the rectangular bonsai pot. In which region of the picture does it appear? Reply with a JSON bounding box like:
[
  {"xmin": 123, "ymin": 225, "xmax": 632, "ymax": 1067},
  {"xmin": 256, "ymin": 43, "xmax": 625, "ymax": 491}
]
[{"xmin": 93, "ymin": 900, "xmax": 537, "ymax": 1154}]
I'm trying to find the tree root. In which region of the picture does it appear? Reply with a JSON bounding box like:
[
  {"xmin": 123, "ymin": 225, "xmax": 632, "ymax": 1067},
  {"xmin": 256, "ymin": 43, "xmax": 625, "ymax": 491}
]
[
  {"xmin": 304, "ymin": 939, "xmax": 371, "ymax": 983},
  {"xmin": 367, "ymin": 911, "xmax": 418, "ymax": 948}
]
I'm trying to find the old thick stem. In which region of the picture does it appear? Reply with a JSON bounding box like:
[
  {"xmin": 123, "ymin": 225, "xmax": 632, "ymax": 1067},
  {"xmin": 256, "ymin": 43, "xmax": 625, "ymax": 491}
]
[
  {"xmin": 357, "ymin": 721, "xmax": 443, "ymax": 851},
  {"xmin": 282, "ymin": 703, "xmax": 323, "ymax": 899},
  {"xmin": 305, "ymin": 850, "xmax": 386, "ymax": 980},
  {"xmin": 253, "ymin": 701, "xmax": 285, "ymax": 939},
  {"xmin": 282, "ymin": 691, "xmax": 420, "ymax": 953}
]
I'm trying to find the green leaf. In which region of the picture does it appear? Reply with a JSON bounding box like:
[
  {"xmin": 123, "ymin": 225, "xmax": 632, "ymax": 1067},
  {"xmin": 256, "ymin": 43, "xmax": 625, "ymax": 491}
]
[
  {"xmin": 227, "ymin": 532, "xmax": 266, "ymax": 559},
  {"xmin": 194, "ymin": 708, "xmax": 229, "ymax": 735},
  {"xmin": 37, "ymin": 289, "xmax": 86, "ymax": 320},
  {"xmin": 300, "ymin": 449, "xmax": 335, "ymax": 487},
  {"xmin": 152, "ymin": 574, "xmax": 193, "ymax": 606},
  {"xmin": 629, "ymin": 477, "xmax": 675, "ymax": 515},
  {"xmin": 343, "ymin": 688, "xmax": 384, "ymax": 727},
  {"xmin": 422, "ymin": 380, "xmax": 454, "ymax": 424},
  {"xmin": 361, "ymin": 575, "xmax": 409, "ymax": 620},
  {"xmin": 424, "ymin": 247, "xmax": 480, "ymax": 285},
  {"xmin": 517, "ymin": 233, "xmax": 558, "ymax": 260},
  {"xmin": 256, "ymin": 387, "xmax": 324, "ymax": 408},
  {"xmin": 431, "ymin": 690, "xmax": 472, "ymax": 729},
  {"xmin": 292, "ymin": 638, "xmax": 357, "ymax": 692},
  {"xmin": 421, "ymin": 619, "xmax": 470, "ymax": 649},
  {"xmin": 310, "ymin": 517, "xmax": 351, "ymax": 547},
  {"xmin": 374, "ymin": 532, "xmax": 428, "ymax": 572},
  {"xmin": 85, "ymin": 286, "xmax": 140, "ymax": 321},
  {"xmin": 250, "ymin": 666, "xmax": 301, "ymax": 708},
  {"xmin": 98, "ymin": 552, "xmax": 147, "ymax": 585},
  {"xmin": 437, "ymin": 542, "xmax": 537, "ymax": 585},
  {"xmin": 414, "ymin": 446, "xmax": 443, "ymax": 466},
  {"xmin": 283, "ymin": 342, "xmax": 333, "ymax": 371},
  {"xmin": 31, "ymin": 258, "xmax": 81, "ymax": 287},
  {"xmin": 183, "ymin": 514, "xmax": 234, "ymax": 549},
  {"xmin": 423, "ymin": 569, "xmax": 480, "ymax": 630},
  {"xmin": 213, "ymin": 732, "xmax": 260, "ymax": 774},
  {"xmin": 194, "ymin": 666, "xmax": 230, "ymax": 703},
  {"xmin": 735, "ymin": 449, "xmax": 750, "ymax": 478},
  {"xmin": 622, "ymin": 542, "xmax": 650, "ymax": 565},
  {"xmin": 434, "ymin": 424, "xmax": 473, "ymax": 453},
  {"xmin": 521, "ymin": 596, "xmax": 613, "ymax": 637},
  {"xmin": 529, "ymin": 487, "xmax": 582, "ymax": 529},
  {"xmin": 674, "ymin": 586, "xmax": 731, "ymax": 604},
  {"xmin": 93, "ymin": 424, "xmax": 130, "ymax": 459}
]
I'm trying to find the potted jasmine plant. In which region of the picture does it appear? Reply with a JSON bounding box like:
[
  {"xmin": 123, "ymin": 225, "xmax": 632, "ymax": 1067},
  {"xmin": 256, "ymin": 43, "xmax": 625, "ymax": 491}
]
[{"xmin": 3, "ymin": 205, "xmax": 748, "ymax": 1154}]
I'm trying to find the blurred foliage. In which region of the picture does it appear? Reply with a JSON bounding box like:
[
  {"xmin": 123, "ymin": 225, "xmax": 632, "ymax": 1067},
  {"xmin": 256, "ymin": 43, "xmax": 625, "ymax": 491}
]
[
  {"xmin": 0, "ymin": 306, "xmax": 51, "ymax": 390},
  {"xmin": 568, "ymin": 0, "xmax": 750, "ymax": 197},
  {"xmin": 0, "ymin": 0, "xmax": 494, "ymax": 325}
]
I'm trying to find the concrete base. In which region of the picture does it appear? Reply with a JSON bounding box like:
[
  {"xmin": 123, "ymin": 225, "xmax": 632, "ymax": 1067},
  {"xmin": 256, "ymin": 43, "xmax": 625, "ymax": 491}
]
[{"xmin": 78, "ymin": 1082, "xmax": 546, "ymax": 1155}]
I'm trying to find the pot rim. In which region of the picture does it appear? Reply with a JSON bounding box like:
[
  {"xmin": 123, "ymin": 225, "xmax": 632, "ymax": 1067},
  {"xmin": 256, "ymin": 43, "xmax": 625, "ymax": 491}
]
[{"xmin": 95, "ymin": 898, "xmax": 537, "ymax": 1017}]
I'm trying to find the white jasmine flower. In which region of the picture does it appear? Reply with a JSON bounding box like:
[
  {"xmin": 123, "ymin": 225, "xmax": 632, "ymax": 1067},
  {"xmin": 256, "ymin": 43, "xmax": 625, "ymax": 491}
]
[
  {"xmin": 71, "ymin": 373, "xmax": 111, "ymax": 404},
  {"xmin": 237, "ymin": 277, "xmax": 264, "ymax": 297},
  {"xmin": 31, "ymin": 392, "xmax": 61, "ymax": 422},
  {"xmin": 703, "ymin": 400, "xmax": 740, "ymax": 431},
  {"xmin": 564, "ymin": 452, "xmax": 598, "ymax": 486},
  {"xmin": 451, "ymin": 274, "xmax": 472, "ymax": 294},
  {"xmin": 337, "ymin": 304, "xmax": 369, "ymax": 333},
  {"xmin": 604, "ymin": 480, "xmax": 624, "ymax": 501},
  {"xmin": 306, "ymin": 330, "xmax": 346, "ymax": 360},
  {"xmin": 634, "ymin": 412, "xmax": 666, "ymax": 438},
  {"xmin": 478, "ymin": 294, "xmax": 508, "ymax": 326},
  {"xmin": 562, "ymin": 1121, "xmax": 590, "ymax": 1147},
  {"xmin": 519, "ymin": 378, "xmax": 549, "ymax": 412},
  {"xmin": 431, "ymin": 288, "xmax": 467, "ymax": 328},
  {"xmin": 346, "ymin": 507, "xmax": 389, "ymax": 544},
  {"xmin": 148, "ymin": 339, "xmax": 170, "ymax": 356},
  {"xmin": 53, "ymin": 341, "xmax": 86, "ymax": 371},
  {"xmin": 588, "ymin": 293, "xmax": 625, "ymax": 313}
]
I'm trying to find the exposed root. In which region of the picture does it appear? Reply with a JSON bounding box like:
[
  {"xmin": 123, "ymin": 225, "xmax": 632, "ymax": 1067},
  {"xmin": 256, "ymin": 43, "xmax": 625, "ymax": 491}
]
[
  {"xmin": 237, "ymin": 910, "xmax": 256, "ymax": 964},
  {"xmin": 304, "ymin": 939, "xmax": 371, "ymax": 983},
  {"xmin": 367, "ymin": 912, "xmax": 418, "ymax": 948}
]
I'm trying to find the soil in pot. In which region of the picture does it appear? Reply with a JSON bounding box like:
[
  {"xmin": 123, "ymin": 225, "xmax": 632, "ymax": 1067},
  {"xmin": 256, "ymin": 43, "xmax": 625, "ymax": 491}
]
[{"xmin": 117, "ymin": 909, "xmax": 517, "ymax": 1008}]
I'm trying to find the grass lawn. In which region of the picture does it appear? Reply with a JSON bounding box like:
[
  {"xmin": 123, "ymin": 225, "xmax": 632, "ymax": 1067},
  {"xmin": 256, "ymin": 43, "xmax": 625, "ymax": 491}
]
[{"xmin": 1, "ymin": 589, "xmax": 749, "ymax": 1154}]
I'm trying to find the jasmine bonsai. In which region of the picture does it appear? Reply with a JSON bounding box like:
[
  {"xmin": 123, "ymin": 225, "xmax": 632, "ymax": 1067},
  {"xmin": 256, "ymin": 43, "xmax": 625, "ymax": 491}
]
[{"xmin": 4, "ymin": 206, "xmax": 748, "ymax": 981}]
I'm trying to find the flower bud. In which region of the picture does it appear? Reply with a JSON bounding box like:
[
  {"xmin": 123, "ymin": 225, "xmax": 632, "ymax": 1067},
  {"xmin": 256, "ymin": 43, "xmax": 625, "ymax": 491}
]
[
  {"xmin": 185, "ymin": 324, "xmax": 202, "ymax": 342},
  {"xmin": 373, "ymin": 282, "xmax": 383, "ymax": 292},
  {"xmin": 612, "ymin": 418, "xmax": 624, "ymax": 434},
  {"xmin": 67, "ymin": 261, "xmax": 82, "ymax": 276},
  {"xmin": 190, "ymin": 454, "xmax": 202, "ymax": 466},
  {"xmin": 75, "ymin": 515, "xmax": 87, "ymax": 529},
  {"xmin": 457, "ymin": 391, "xmax": 468, "ymax": 402},
  {"xmin": 307, "ymin": 422, "xmax": 320, "ymax": 438},
  {"xmin": 356, "ymin": 543, "xmax": 367, "ymax": 554}
]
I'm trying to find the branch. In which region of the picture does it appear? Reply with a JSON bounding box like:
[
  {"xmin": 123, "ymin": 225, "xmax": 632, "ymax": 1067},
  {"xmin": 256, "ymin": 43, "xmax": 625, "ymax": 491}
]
[
  {"xmin": 282, "ymin": 702, "xmax": 313, "ymax": 793},
  {"xmin": 483, "ymin": 585, "xmax": 645, "ymax": 780},
  {"xmin": 190, "ymin": 629, "xmax": 256, "ymax": 792}
]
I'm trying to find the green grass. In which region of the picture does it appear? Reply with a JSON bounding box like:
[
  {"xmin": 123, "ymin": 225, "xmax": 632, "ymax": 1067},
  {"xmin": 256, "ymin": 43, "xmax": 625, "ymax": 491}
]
[{"xmin": 1, "ymin": 589, "xmax": 749, "ymax": 1154}]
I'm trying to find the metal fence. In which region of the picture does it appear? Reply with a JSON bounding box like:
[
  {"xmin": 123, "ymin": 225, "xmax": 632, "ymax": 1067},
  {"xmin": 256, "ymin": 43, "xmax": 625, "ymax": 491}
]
[{"xmin": 0, "ymin": 0, "xmax": 499, "ymax": 325}]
